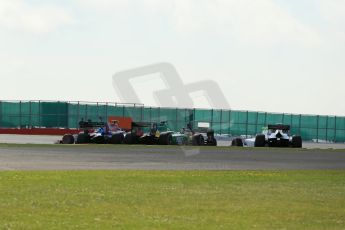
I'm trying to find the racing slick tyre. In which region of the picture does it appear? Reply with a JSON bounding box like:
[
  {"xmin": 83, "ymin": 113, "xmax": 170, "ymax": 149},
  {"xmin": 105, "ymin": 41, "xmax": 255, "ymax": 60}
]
[
  {"xmin": 158, "ymin": 133, "xmax": 167, "ymax": 145},
  {"xmin": 124, "ymin": 133, "xmax": 133, "ymax": 144},
  {"xmin": 109, "ymin": 133, "xmax": 125, "ymax": 144},
  {"xmin": 140, "ymin": 135, "xmax": 156, "ymax": 145},
  {"xmin": 254, "ymin": 134, "xmax": 266, "ymax": 147},
  {"xmin": 192, "ymin": 134, "xmax": 204, "ymax": 146},
  {"xmin": 206, "ymin": 130, "xmax": 217, "ymax": 146},
  {"xmin": 76, "ymin": 133, "xmax": 90, "ymax": 144},
  {"xmin": 62, "ymin": 134, "xmax": 75, "ymax": 144},
  {"xmin": 91, "ymin": 135, "xmax": 106, "ymax": 144},
  {"xmin": 158, "ymin": 133, "xmax": 173, "ymax": 145},
  {"xmin": 231, "ymin": 138, "xmax": 243, "ymax": 147},
  {"xmin": 207, "ymin": 138, "xmax": 217, "ymax": 146},
  {"xmin": 291, "ymin": 136, "xmax": 302, "ymax": 148}
]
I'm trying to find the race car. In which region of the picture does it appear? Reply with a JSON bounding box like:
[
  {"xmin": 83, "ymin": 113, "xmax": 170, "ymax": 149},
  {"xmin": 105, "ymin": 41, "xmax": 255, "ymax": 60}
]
[
  {"xmin": 123, "ymin": 122, "xmax": 217, "ymax": 146},
  {"xmin": 61, "ymin": 119, "xmax": 218, "ymax": 146},
  {"xmin": 60, "ymin": 119, "xmax": 125, "ymax": 144},
  {"xmin": 123, "ymin": 121, "xmax": 175, "ymax": 145},
  {"xmin": 232, "ymin": 124, "xmax": 302, "ymax": 148},
  {"xmin": 178, "ymin": 123, "xmax": 217, "ymax": 146}
]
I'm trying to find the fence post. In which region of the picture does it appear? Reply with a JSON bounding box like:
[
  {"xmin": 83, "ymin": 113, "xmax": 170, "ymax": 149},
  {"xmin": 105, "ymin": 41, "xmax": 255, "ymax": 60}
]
[
  {"xmin": 105, "ymin": 103, "xmax": 108, "ymax": 122},
  {"xmin": 96, "ymin": 102, "xmax": 99, "ymax": 119},
  {"xmin": 0, "ymin": 100, "xmax": 2, "ymax": 127},
  {"xmin": 282, "ymin": 113, "xmax": 285, "ymax": 124},
  {"xmin": 326, "ymin": 116, "xmax": 329, "ymax": 142},
  {"xmin": 175, "ymin": 108, "xmax": 178, "ymax": 131},
  {"xmin": 77, "ymin": 101, "xmax": 80, "ymax": 128},
  {"xmin": 132, "ymin": 104, "xmax": 136, "ymax": 122},
  {"xmin": 341, "ymin": 117, "xmax": 345, "ymax": 142},
  {"xmin": 246, "ymin": 111, "xmax": 249, "ymax": 138},
  {"xmin": 149, "ymin": 107, "xmax": 152, "ymax": 122},
  {"xmin": 57, "ymin": 101, "xmax": 60, "ymax": 128},
  {"xmin": 316, "ymin": 115, "xmax": 319, "ymax": 143},
  {"xmin": 298, "ymin": 114, "xmax": 302, "ymax": 136},
  {"xmin": 38, "ymin": 100, "xmax": 41, "ymax": 127},
  {"xmin": 255, "ymin": 112, "xmax": 259, "ymax": 134},
  {"xmin": 290, "ymin": 114, "xmax": 293, "ymax": 129},
  {"xmin": 19, "ymin": 101, "xmax": 22, "ymax": 128},
  {"xmin": 334, "ymin": 116, "xmax": 337, "ymax": 143},
  {"xmin": 184, "ymin": 109, "xmax": 187, "ymax": 125},
  {"xmin": 158, "ymin": 107, "xmax": 161, "ymax": 122},
  {"xmin": 194, "ymin": 108, "xmax": 196, "ymax": 129},
  {"xmin": 264, "ymin": 112, "xmax": 267, "ymax": 126},
  {"xmin": 211, "ymin": 109, "xmax": 214, "ymax": 129},
  {"xmin": 85, "ymin": 104, "xmax": 88, "ymax": 120},
  {"xmin": 29, "ymin": 101, "xmax": 32, "ymax": 128},
  {"xmin": 220, "ymin": 109, "xmax": 223, "ymax": 135},
  {"xmin": 228, "ymin": 110, "xmax": 232, "ymax": 135}
]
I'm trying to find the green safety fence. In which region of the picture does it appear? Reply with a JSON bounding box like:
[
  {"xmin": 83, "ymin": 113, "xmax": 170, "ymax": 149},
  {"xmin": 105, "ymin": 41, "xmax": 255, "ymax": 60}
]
[{"xmin": 0, "ymin": 100, "xmax": 344, "ymax": 142}]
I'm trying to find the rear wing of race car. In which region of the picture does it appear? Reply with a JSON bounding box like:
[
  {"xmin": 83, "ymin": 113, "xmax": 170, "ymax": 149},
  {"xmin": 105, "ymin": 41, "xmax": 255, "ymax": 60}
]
[
  {"xmin": 267, "ymin": 124, "xmax": 290, "ymax": 131},
  {"xmin": 79, "ymin": 121, "xmax": 106, "ymax": 129}
]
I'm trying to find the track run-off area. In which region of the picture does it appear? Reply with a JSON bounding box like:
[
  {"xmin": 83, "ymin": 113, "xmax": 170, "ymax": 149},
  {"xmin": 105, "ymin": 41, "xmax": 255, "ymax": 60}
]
[{"xmin": 0, "ymin": 144, "xmax": 345, "ymax": 170}]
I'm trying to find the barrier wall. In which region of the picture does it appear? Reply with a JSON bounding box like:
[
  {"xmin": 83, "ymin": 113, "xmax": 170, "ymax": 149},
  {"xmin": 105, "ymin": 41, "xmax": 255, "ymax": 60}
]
[{"xmin": 0, "ymin": 100, "xmax": 344, "ymax": 142}]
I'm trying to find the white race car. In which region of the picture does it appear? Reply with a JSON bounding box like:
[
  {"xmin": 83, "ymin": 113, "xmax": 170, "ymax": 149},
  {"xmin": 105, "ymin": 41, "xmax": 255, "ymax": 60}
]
[{"xmin": 232, "ymin": 124, "xmax": 302, "ymax": 148}]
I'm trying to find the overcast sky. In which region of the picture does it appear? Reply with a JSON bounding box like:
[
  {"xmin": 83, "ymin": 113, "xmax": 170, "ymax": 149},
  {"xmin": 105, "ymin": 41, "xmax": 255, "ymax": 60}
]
[{"xmin": 0, "ymin": 0, "xmax": 344, "ymax": 116}]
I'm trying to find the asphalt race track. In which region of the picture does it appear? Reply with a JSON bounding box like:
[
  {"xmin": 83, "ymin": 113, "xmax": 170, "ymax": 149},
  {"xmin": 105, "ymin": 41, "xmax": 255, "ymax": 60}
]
[
  {"xmin": 2, "ymin": 134, "xmax": 345, "ymax": 149},
  {"xmin": 1, "ymin": 145, "xmax": 345, "ymax": 170}
]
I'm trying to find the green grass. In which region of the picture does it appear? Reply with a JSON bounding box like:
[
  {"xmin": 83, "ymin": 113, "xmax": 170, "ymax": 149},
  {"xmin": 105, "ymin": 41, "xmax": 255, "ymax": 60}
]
[{"xmin": 1, "ymin": 171, "xmax": 345, "ymax": 229}]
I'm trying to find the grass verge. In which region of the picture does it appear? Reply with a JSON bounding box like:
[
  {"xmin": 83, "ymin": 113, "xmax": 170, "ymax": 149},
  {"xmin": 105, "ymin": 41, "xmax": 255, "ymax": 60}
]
[{"xmin": 0, "ymin": 170, "xmax": 345, "ymax": 229}]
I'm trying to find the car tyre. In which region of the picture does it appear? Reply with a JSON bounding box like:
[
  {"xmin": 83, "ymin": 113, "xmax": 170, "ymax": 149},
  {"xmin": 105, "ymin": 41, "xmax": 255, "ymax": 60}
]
[
  {"xmin": 109, "ymin": 133, "xmax": 125, "ymax": 144},
  {"xmin": 255, "ymin": 134, "xmax": 266, "ymax": 147},
  {"xmin": 231, "ymin": 138, "xmax": 243, "ymax": 147},
  {"xmin": 124, "ymin": 133, "xmax": 133, "ymax": 144},
  {"xmin": 159, "ymin": 133, "xmax": 173, "ymax": 145},
  {"xmin": 62, "ymin": 134, "xmax": 75, "ymax": 144},
  {"xmin": 91, "ymin": 135, "xmax": 106, "ymax": 144},
  {"xmin": 209, "ymin": 138, "xmax": 217, "ymax": 146},
  {"xmin": 192, "ymin": 134, "xmax": 204, "ymax": 146},
  {"xmin": 292, "ymin": 136, "xmax": 302, "ymax": 148},
  {"xmin": 76, "ymin": 133, "xmax": 90, "ymax": 144}
]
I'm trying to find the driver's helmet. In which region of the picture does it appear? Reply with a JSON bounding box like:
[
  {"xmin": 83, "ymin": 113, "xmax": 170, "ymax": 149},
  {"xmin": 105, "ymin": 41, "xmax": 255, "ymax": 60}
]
[{"xmin": 97, "ymin": 127, "xmax": 104, "ymax": 134}]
